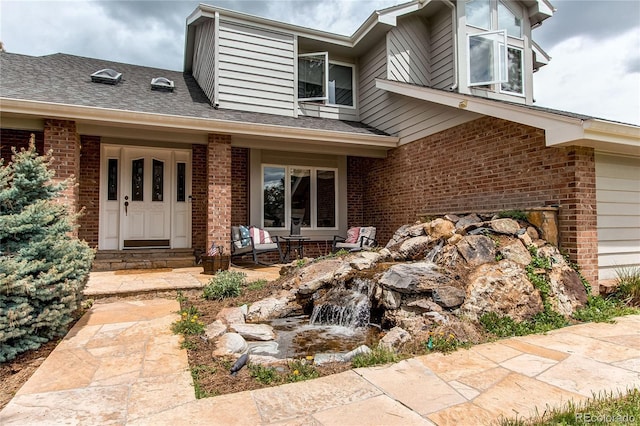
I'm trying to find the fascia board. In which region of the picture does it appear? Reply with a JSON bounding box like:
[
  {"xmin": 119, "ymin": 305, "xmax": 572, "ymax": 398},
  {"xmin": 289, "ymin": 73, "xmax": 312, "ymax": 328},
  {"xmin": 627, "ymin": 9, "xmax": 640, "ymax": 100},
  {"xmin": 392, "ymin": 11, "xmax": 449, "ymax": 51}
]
[
  {"xmin": 375, "ymin": 79, "xmax": 640, "ymax": 152},
  {"xmin": 0, "ymin": 97, "xmax": 398, "ymax": 148},
  {"xmin": 375, "ymin": 79, "xmax": 584, "ymax": 144}
]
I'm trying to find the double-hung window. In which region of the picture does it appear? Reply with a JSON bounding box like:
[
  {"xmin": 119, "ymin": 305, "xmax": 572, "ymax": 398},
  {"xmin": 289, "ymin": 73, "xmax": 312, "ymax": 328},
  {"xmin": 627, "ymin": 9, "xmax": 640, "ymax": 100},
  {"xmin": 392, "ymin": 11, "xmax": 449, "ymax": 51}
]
[
  {"xmin": 262, "ymin": 165, "xmax": 337, "ymax": 230},
  {"xmin": 298, "ymin": 52, "xmax": 355, "ymax": 107},
  {"xmin": 466, "ymin": 0, "xmax": 525, "ymax": 96}
]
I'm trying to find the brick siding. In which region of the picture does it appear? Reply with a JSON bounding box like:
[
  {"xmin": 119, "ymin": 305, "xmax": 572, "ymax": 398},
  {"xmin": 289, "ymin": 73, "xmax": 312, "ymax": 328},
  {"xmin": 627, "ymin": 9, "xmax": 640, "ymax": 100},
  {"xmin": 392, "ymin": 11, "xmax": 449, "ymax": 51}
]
[
  {"xmin": 1, "ymin": 129, "xmax": 45, "ymax": 162},
  {"xmin": 43, "ymin": 120, "xmax": 80, "ymax": 235},
  {"xmin": 207, "ymin": 134, "xmax": 232, "ymax": 252},
  {"xmin": 232, "ymin": 147, "xmax": 249, "ymax": 226},
  {"xmin": 192, "ymin": 144, "xmax": 208, "ymax": 251},
  {"xmin": 355, "ymin": 116, "xmax": 599, "ymax": 289},
  {"xmin": 78, "ymin": 135, "xmax": 101, "ymax": 247}
]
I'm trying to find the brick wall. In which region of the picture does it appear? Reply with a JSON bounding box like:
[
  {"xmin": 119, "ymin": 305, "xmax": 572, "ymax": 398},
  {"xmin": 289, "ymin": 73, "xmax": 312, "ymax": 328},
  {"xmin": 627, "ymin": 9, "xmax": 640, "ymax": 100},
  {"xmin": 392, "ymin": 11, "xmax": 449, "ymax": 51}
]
[
  {"xmin": 1, "ymin": 129, "xmax": 44, "ymax": 162},
  {"xmin": 347, "ymin": 156, "xmax": 364, "ymax": 227},
  {"xmin": 43, "ymin": 120, "xmax": 80, "ymax": 233},
  {"xmin": 78, "ymin": 135, "xmax": 100, "ymax": 247},
  {"xmin": 232, "ymin": 147, "xmax": 249, "ymax": 226},
  {"xmin": 207, "ymin": 134, "xmax": 232, "ymax": 252},
  {"xmin": 192, "ymin": 144, "xmax": 208, "ymax": 251},
  {"xmin": 357, "ymin": 116, "xmax": 599, "ymax": 289}
]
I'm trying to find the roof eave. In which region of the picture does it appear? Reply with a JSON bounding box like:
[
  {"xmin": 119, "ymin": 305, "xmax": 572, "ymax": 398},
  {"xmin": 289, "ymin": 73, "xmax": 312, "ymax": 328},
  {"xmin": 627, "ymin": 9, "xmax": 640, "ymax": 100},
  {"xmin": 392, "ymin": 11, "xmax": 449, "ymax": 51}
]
[
  {"xmin": 375, "ymin": 79, "xmax": 640, "ymax": 155},
  {"xmin": 0, "ymin": 97, "xmax": 398, "ymax": 150}
]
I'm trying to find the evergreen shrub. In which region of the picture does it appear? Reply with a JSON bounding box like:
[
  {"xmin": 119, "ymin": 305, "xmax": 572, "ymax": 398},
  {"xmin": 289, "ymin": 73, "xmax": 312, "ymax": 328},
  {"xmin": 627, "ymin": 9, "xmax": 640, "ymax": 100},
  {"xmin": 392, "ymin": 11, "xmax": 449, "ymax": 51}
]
[{"xmin": 0, "ymin": 138, "xmax": 94, "ymax": 362}]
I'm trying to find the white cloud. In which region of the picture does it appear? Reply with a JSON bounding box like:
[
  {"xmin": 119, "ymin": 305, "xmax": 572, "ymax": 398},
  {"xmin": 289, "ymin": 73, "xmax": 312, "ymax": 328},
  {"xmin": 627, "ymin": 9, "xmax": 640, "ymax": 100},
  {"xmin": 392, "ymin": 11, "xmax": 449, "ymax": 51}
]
[{"xmin": 534, "ymin": 27, "xmax": 640, "ymax": 125}]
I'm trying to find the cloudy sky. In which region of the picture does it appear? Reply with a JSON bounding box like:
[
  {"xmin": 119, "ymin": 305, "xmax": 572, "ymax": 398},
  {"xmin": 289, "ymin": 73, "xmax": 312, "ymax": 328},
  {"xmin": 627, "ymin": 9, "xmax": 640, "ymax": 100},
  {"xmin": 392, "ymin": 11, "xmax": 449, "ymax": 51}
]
[{"xmin": 1, "ymin": 0, "xmax": 639, "ymax": 125}]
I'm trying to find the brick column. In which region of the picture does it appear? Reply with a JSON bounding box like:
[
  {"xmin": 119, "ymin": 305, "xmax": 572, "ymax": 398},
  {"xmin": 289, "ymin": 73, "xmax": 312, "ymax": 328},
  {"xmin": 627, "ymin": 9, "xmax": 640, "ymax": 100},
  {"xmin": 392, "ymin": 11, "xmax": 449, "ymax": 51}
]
[
  {"xmin": 192, "ymin": 144, "xmax": 208, "ymax": 251},
  {"xmin": 557, "ymin": 147, "xmax": 599, "ymax": 293},
  {"xmin": 78, "ymin": 135, "xmax": 100, "ymax": 247},
  {"xmin": 207, "ymin": 134, "xmax": 232, "ymax": 252},
  {"xmin": 44, "ymin": 119, "xmax": 80, "ymax": 235}
]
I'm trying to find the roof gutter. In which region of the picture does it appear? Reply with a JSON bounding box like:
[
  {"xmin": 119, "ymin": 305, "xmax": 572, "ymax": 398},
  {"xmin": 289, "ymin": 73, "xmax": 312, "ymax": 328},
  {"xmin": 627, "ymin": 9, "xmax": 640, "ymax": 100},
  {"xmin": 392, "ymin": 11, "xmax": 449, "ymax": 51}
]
[{"xmin": 0, "ymin": 97, "xmax": 399, "ymax": 149}]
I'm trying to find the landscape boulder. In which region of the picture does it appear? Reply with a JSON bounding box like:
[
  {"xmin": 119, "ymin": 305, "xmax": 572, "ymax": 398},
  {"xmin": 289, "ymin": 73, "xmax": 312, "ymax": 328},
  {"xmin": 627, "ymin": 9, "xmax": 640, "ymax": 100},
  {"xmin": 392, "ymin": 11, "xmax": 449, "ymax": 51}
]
[
  {"xmin": 213, "ymin": 333, "xmax": 248, "ymax": 356},
  {"xmin": 456, "ymin": 235, "xmax": 496, "ymax": 266},
  {"xmin": 461, "ymin": 260, "xmax": 543, "ymax": 321},
  {"xmin": 379, "ymin": 262, "xmax": 451, "ymax": 294}
]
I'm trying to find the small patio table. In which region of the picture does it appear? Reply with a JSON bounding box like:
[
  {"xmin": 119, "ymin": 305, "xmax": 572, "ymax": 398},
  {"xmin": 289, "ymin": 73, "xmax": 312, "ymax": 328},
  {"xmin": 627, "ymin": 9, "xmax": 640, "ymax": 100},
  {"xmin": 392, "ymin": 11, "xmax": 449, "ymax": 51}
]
[{"xmin": 281, "ymin": 235, "xmax": 310, "ymax": 262}]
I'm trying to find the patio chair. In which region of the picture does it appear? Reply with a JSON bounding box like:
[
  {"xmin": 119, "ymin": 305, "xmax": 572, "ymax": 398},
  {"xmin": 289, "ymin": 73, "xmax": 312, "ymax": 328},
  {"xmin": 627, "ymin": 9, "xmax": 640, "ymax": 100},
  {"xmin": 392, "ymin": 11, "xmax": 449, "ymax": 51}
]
[
  {"xmin": 332, "ymin": 226, "xmax": 377, "ymax": 252},
  {"xmin": 231, "ymin": 225, "xmax": 283, "ymax": 265}
]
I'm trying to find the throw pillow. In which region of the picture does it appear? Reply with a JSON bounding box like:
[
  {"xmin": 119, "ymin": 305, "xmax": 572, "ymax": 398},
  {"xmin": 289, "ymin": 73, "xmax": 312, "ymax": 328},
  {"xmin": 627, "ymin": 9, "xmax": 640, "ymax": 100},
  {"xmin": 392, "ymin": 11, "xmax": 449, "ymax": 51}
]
[
  {"xmin": 250, "ymin": 226, "xmax": 272, "ymax": 244},
  {"xmin": 239, "ymin": 225, "xmax": 251, "ymax": 247},
  {"xmin": 345, "ymin": 227, "xmax": 360, "ymax": 244}
]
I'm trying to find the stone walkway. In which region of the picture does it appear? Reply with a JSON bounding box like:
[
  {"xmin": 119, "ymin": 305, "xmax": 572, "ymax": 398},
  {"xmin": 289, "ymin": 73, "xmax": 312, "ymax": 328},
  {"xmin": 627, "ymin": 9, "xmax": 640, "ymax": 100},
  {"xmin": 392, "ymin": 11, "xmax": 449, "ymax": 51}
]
[{"xmin": 1, "ymin": 270, "xmax": 639, "ymax": 425}]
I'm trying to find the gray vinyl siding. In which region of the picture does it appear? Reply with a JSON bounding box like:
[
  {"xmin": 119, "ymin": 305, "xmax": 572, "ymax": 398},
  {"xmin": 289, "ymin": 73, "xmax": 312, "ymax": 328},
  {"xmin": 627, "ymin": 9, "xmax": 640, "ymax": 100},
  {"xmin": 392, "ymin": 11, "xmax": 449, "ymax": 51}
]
[
  {"xmin": 429, "ymin": 8, "xmax": 454, "ymax": 90},
  {"xmin": 596, "ymin": 153, "xmax": 640, "ymax": 280},
  {"xmin": 387, "ymin": 16, "xmax": 431, "ymax": 87},
  {"xmin": 218, "ymin": 20, "xmax": 295, "ymax": 116},
  {"xmin": 192, "ymin": 19, "xmax": 217, "ymax": 105},
  {"xmin": 360, "ymin": 33, "xmax": 475, "ymax": 142}
]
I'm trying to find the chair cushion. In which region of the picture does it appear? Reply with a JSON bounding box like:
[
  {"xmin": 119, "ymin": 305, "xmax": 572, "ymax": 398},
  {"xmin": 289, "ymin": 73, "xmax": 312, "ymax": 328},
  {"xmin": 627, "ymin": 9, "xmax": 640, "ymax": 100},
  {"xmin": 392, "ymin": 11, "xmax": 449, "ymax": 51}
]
[
  {"xmin": 335, "ymin": 242, "xmax": 363, "ymax": 251},
  {"xmin": 249, "ymin": 226, "xmax": 272, "ymax": 244},
  {"xmin": 360, "ymin": 227, "xmax": 376, "ymax": 246},
  {"xmin": 254, "ymin": 243, "xmax": 279, "ymax": 251},
  {"xmin": 345, "ymin": 227, "xmax": 361, "ymax": 244}
]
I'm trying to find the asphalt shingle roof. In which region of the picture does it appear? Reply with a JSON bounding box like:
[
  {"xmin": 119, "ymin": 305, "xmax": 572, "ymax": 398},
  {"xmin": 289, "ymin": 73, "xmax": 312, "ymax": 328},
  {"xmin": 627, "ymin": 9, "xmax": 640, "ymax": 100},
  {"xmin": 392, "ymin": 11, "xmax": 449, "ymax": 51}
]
[{"xmin": 0, "ymin": 52, "xmax": 389, "ymax": 136}]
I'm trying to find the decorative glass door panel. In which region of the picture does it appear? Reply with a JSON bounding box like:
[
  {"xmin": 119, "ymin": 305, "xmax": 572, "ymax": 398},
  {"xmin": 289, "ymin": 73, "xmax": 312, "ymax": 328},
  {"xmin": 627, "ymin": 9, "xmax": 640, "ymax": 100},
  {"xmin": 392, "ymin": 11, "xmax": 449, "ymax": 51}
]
[{"xmin": 121, "ymin": 149, "xmax": 171, "ymax": 248}]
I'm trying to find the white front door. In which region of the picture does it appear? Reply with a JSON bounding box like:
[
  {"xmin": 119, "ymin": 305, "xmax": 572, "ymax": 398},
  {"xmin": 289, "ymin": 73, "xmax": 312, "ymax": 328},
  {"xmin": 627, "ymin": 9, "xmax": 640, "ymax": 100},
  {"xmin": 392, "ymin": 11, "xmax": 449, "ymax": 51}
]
[
  {"xmin": 99, "ymin": 145, "xmax": 191, "ymax": 250},
  {"xmin": 122, "ymin": 149, "xmax": 172, "ymax": 248}
]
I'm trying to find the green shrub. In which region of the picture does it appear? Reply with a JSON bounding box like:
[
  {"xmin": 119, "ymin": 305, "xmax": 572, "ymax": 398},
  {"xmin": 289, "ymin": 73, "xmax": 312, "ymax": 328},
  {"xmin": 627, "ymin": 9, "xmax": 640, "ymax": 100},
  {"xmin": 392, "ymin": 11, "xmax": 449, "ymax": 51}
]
[
  {"xmin": 573, "ymin": 295, "xmax": 639, "ymax": 323},
  {"xmin": 286, "ymin": 359, "xmax": 319, "ymax": 382},
  {"xmin": 203, "ymin": 270, "xmax": 247, "ymax": 300},
  {"xmin": 498, "ymin": 210, "xmax": 528, "ymax": 221},
  {"xmin": 500, "ymin": 388, "xmax": 640, "ymax": 426},
  {"xmin": 351, "ymin": 346, "xmax": 399, "ymax": 368},
  {"xmin": 246, "ymin": 279, "xmax": 267, "ymax": 292},
  {"xmin": 0, "ymin": 140, "xmax": 94, "ymax": 362},
  {"xmin": 249, "ymin": 364, "xmax": 281, "ymax": 385},
  {"xmin": 615, "ymin": 267, "xmax": 640, "ymax": 306},
  {"xmin": 480, "ymin": 310, "xmax": 567, "ymax": 338},
  {"xmin": 171, "ymin": 305, "xmax": 205, "ymax": 335},
  {"xmin": 425, "ymin": 332, "xmax": 471, "ymax": 354}
]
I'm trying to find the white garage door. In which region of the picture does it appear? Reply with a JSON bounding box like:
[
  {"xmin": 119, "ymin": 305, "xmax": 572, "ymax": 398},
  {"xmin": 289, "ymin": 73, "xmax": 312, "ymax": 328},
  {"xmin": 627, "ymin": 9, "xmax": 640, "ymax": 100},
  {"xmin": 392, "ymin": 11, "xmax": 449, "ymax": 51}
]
[{"xmin": 596, "ymin": 153, "xmax": 640, "ymax": 280}]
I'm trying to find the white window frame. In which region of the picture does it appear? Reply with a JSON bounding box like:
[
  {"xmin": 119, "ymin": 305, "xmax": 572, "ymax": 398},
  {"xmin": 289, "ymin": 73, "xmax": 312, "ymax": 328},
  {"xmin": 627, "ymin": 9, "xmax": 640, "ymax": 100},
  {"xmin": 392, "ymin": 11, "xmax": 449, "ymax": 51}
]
[
  {"xmin": 261, "ymin": 164, "xmax": 339, "ymax": 231},
  {"xmin": 498, "ymin": 0, "xmax": 524, "ymax": 40},
  {"xmin": 500, "ymin": 45, "xmax": 525, "ymax": 96},
  {"xmin": 327, "ymin": 60, "xmax": 356, "ymax": 109},
  {"xmin": 467, "ymin": 30, "xmax": 508, "ymax": 87},
  {"xmin": 298, "ymin": 52, "xmax": 329, "ymax": 102}
]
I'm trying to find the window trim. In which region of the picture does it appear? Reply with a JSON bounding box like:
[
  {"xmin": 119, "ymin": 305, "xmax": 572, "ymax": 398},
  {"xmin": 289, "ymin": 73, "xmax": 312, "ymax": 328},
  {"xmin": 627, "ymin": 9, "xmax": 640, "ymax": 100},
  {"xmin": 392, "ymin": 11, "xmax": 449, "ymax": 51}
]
[
  {"xmin": 500, "ymin": 45, "xmax": 525, "ymax": 96},
  {"xmin": 298, "ymin": 52, "xmax": 329, "ymax": 102},
  {"xmin": 327, "ymin": 60, "xmax": 356, "ymax": 109},
  {"xmin": 261, "ymin": 163, "xmax": 339, "ymax": 231},
  {"xmin": 467, "ymin": 30, "xmax": 508, "ymax": 87}
]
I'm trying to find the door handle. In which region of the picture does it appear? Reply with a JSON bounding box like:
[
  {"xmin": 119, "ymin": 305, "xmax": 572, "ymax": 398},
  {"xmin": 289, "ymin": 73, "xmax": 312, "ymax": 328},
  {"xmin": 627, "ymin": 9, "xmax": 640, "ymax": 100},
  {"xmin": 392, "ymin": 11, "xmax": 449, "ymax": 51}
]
[{"xmin": 124, "ymin": 195, "xmax": 129, "ymax": 216}]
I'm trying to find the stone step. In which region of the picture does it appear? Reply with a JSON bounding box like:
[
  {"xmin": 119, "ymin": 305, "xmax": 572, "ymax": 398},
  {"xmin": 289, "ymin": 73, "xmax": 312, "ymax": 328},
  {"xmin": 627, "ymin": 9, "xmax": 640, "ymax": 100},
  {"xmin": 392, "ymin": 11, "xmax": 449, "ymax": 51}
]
[{"xmin": 92, "ymin": 249, "xmax": 196, "ymax": 271}]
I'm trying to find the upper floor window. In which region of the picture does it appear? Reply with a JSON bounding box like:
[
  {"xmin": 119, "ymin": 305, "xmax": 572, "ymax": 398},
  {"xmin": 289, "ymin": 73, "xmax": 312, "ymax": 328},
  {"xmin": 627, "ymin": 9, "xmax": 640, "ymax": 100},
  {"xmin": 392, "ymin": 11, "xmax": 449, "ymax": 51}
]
[
  {"xmin": 466, "ymin": 0, "xmax": 491, "ymax": 30},
  {"xmin": 498, "ymin": 1, "xmax": 523, "ymax": 38},
  {"xmin": 298, "ymin": 52, "xmax": 355, "ymax": 107},
  {"xmin": 466, "ymin": 0, "xmax": 525, "ymax": 95}
]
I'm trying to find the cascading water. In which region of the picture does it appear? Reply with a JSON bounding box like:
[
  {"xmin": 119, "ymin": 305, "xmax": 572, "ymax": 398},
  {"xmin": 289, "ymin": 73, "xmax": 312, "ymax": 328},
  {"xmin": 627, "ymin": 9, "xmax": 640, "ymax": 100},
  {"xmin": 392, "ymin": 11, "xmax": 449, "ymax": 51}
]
[{"xmin": 309, "ymin": 278, "xmax": 372, "ymax": 328}]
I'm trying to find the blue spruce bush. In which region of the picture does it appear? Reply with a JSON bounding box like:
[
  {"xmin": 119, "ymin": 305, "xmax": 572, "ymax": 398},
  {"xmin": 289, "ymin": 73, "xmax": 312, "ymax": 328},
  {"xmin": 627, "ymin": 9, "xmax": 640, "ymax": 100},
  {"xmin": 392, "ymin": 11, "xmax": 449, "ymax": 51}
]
[{"xmin": 0, "ymin": 137, "xmax": 94, "ymax": 362}]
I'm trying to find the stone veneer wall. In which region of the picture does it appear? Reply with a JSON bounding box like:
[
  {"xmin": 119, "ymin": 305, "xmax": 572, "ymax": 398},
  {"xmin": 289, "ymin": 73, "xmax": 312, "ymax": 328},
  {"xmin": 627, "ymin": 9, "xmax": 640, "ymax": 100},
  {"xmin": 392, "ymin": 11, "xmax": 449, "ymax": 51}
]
[{"xmin": 355, "ymin": 116, "xmax": 599, "ymax": 290}]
